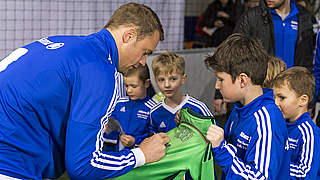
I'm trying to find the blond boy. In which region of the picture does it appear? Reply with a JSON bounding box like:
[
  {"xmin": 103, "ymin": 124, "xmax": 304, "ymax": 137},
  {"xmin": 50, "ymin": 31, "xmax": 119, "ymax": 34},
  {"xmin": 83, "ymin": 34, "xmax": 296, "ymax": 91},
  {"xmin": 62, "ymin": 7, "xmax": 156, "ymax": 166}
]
[{"xmin": 149, "ymin": 52, "xmax": 212, "ymax": 133}]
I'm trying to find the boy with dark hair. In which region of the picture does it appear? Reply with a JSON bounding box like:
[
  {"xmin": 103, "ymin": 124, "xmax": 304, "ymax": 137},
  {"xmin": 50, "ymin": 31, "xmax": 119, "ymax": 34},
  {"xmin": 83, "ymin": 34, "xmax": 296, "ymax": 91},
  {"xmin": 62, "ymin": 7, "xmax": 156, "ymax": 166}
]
[
  {"xmin": 205, "ymin": 33, "xmax": 290, "ymax": 179},
  {"xmin": 272, "ymin": 66, "xmax": 320, "ymax": 179}
]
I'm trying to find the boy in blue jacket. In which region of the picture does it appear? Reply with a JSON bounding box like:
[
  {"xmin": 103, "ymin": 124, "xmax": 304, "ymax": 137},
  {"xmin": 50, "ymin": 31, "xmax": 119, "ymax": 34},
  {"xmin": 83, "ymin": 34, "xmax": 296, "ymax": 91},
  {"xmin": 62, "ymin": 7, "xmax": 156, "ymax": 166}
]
[
  {"xmin": 104, "ymin": 65, "xmax": 158, "ymax": 151},
  {"xmin": 149, "ymin": 52, "xmax": 213, "ymax": 133},
  {"xmin": 272, "ymin": 66, "xmax": 320, "ymax": 179},
  {"xmin": 205, "ymin": 33, "xmax": 290, "ymax": 179}
]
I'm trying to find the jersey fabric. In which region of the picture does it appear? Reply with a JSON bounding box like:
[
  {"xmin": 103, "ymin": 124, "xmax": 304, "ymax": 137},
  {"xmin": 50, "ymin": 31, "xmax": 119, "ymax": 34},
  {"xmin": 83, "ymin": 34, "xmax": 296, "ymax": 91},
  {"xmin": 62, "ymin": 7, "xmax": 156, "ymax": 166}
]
[
  {"xmin": 149, "ymin": 94, "xmax": 213, "ymax": 133},
  {"xmin": 114, "ymin": 107, "xmax": 215, "ymax": 180},
  {"xmin": 0, "ymin": 29, "xmax": 144, "ymax": 179},
  {"xmin": 287, "ymin": 112, "xmax": 320, "ymax": 179},
  {"xmin": 212, "ymin": 88, "xmax": 290, "ymax": 179},
  {"xmin": 104, "ymin": 96, "xmax": 158, "ymax": 150},
  {"xmin": 271, "ymin": 0, "xmax": 299, "ymax": 68}
]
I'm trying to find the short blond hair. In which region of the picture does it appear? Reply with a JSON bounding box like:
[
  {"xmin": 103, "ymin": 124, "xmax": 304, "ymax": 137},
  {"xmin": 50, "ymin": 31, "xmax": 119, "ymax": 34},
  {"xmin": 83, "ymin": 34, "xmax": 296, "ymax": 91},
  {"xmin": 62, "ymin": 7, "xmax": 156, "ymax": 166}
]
[
  {"xmin": 263, "ymin": 57, "xmax": 287, "ymax": 88},
  {"xmin": 152, "ymin": 52, "xmax": 185, "ymax": 77}
]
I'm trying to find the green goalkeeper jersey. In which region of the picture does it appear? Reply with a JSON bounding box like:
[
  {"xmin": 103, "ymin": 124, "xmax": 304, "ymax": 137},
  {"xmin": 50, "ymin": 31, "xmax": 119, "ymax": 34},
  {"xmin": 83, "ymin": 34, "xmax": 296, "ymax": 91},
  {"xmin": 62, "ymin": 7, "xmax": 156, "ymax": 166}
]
[{"xmin": 113, "ymin": 107, "xmax": 215, "ymax": 180}]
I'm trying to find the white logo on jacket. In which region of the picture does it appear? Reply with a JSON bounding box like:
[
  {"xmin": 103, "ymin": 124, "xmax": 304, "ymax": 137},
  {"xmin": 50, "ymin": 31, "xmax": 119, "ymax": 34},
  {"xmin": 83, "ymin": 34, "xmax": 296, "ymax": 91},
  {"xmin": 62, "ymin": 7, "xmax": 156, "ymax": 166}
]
[
  {"xmin": 159, "ymin": 121, "xmax": 166, "ymax": 128},
  {"xmin": 237, "ymin": 131, "xmax": 252, "ymax": 150},
  {"xmin": 137, "ymin": 110, "xmax": 149, "ymax": 119},
  {"xmin": 120, "ymin": 106, "xmax": 126, "ymax": 112},
  {"xmin": 46, "ymin": 43, "xmax": 64, "ymax": 49},
  {"xmin": 288, "ymin": 137, "xmax": 299, "ymax": 150},
  {"xmin": 291, "ymin": 21, "xmax": 298, "ymax": 30}
]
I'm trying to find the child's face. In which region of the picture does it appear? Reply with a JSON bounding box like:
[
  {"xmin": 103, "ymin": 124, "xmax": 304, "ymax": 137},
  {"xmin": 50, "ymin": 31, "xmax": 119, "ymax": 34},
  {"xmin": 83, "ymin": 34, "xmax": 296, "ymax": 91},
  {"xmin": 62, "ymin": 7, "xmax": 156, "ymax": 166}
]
[
  {"xmin": 273, "ymin": 84, "xmax": 301, "ymax": 122},
  {"xmin": 124, "ymin": 74, "xmax": 148, "ymax": 100},
  {"xmin": 155, "ymin": 71, "xmax": 186, "ymax": 99},
  {"xmin": 215, "ymin": 72, "xmax": 242, "ymax": 103}
]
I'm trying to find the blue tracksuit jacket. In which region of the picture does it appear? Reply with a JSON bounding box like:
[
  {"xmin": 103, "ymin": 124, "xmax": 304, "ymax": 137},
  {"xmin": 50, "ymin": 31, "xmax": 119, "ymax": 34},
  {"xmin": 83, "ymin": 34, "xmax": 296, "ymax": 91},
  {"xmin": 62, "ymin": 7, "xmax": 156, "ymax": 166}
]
[
  {"xmin": 271, "ymin": 0, "xmax": 298, "ymax": 68},
  {"xmin": 287, "ymin": 112, "xmax": 320, "ymax": 179},
  {"xmin": 212, "ymin": 88, "xmax": 290, "ymax": 179},
  {"xmin": 0, "ymin": 29, "xmax": 144, "ymax": 179},
  {"xmin": 149, "ymin": 95, "xmax": 213, "ymax": 133}
]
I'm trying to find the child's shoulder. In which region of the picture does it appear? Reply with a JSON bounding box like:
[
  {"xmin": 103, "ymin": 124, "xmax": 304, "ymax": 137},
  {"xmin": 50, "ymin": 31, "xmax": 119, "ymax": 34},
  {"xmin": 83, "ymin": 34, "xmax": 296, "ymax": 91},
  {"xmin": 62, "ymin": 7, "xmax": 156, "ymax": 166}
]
[
  {"xmin": 117, "ymin": 96, "xmax": 130, "ymax": 103},
  {"xmin": 185, "ymin": 95, "xmax": 212, "ymax": 116},
  {"xmin": 150, "ymin": 101, "xmax": 164, "ymax": 113},
  {"xmin": 144, "ymin": 98, "xmax": 160, "ymax": 110},
  {"xmin": 300, "ymin": 115, "xmax": 320, "ymax": 136},
  {"xmin": 186, "ymin": 95, "xmax": 207, "ymax": 106}
]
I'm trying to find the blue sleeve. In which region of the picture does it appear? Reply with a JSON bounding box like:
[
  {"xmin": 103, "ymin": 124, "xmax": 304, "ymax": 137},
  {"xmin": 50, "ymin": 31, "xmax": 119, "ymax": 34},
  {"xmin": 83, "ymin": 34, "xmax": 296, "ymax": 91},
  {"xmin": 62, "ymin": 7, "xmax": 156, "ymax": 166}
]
[
  {"xmin": 134, "ymin": 133, "xmax": 148, "ymax": 146},
  {"xmin": 213, "ymin": 109, "xmax": 288, "ymax": 179},
  {"xmin": 65, "ymin": 63, "xmax": 141, "ymax": 179},
  {"xmin": 314, "ymin": 32, "xmax": 320, "ymax": 102},
  {"xmin": 134, "ymin": 116, "xmax": 150, "ymax": 145},
  {"xmin": 289, "ymin": 122, "xmax": 320, "ymax": 179}
]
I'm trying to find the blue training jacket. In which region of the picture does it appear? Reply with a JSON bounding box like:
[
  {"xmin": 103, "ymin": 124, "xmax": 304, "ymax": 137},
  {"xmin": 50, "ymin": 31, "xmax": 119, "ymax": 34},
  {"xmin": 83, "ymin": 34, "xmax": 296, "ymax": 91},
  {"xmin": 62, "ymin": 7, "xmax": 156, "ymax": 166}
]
[
  {"xmin": 287, "ymin": 112, "xmax": 320, "ymax": 179},
  {"xmin": 270, "ymin": 0, "xmax": 299, "ymax": 68},
  {"xmin": 212, "ymin": 88, "xmax": 290, "ymax": 179},
  {"xmin": 0, "ymin": 29, "xmax": 144, "ymax": 179},
  {"xmin": 104, "ymin": 96, "xmax": 158, "ymax": 149},
  {"xmin": 149, "ymin": 95, "xmax": 213, "ymax": 133}
]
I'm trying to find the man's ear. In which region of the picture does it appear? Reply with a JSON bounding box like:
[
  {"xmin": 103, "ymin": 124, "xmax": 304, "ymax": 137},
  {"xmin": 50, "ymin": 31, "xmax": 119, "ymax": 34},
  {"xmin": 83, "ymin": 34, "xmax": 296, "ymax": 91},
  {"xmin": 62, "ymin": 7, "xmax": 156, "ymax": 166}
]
[
  {"xmin": 238, "ymin": 73, "xmax": 249, "ymax": 88},
  {"xmin": 298, "ymin": 94, "xmax": 309, "ymax": 107},
  {"xmin": 122, "ymin": 28, "xmax": 137, "ymax": 43}
]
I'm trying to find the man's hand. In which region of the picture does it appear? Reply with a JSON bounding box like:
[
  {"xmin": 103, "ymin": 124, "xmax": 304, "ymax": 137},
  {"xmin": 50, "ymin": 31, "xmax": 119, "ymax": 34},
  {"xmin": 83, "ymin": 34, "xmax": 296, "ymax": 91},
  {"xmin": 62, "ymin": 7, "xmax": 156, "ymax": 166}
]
[
  {"xmin": 138, "ymin": 133, "xmax": 170, "ymax": 164},
  {"xmin": 120, "ymin": 134, "xmax": 135, "ymax": 147},
  {"xmin": 206, "ymin": 124, "xmax": 224, "ymax": 148},
  {"xmin": 213, "ymin": 99, "xmax": 227, "ymax": 115}
]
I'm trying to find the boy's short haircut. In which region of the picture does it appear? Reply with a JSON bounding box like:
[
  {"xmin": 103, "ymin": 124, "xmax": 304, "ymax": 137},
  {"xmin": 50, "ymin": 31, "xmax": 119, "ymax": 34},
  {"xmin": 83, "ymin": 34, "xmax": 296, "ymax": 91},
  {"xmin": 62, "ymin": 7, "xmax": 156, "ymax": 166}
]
[
  {"xmin": 104, "ymin": 2, "xmax": 164, "ymax": 41},
  {"xmin": 204, "ymin": 33, "xmax": 269, "ymax": 85},
  {"xmin": 271, "ymin": 66, "xmax": 315, "ymax": 106},
  {"xmin": 263, "ymin": 56, "xmax": 287, "ymax": 88},
  {"xmin": 152, "ymin": 52, "xmax": 185, "ymax": 77}
]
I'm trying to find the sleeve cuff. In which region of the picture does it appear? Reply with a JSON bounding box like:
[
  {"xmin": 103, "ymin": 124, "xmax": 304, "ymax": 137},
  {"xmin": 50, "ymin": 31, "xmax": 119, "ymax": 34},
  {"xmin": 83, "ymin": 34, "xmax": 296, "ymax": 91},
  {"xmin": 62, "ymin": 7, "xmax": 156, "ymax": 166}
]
[
  {"xmin": 131, "ymin": 148, "xmax": 146, "ymax": 168},
  {"xmin": 212, "ymin": 139, "xmax": 226, "ymax": 153}
]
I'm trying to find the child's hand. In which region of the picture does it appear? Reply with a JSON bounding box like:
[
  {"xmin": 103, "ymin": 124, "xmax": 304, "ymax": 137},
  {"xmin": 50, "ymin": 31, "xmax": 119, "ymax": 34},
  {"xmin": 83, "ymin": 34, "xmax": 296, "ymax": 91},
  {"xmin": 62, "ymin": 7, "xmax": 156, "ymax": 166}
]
[
  {"xmin": 206, "ymin": 124, "xmax": 224, "ymax": 148},
  {"xmin": 120, "ymin": 134, "xmax": 135, "ymax": 147}
]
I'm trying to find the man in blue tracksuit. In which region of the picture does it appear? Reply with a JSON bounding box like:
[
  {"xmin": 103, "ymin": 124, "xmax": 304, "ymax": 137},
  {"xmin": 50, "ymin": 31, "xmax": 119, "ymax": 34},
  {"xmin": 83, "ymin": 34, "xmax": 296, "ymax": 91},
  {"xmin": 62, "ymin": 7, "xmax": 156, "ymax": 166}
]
[
  {"xmin": 270, "ymin": 0, "xmax": 298, "ymax": 68},
  {"xmin": 0, "ymin": 3, "xmax": 169, "ymax": 180},
  {"xmin": 205, "ymin": 34, "xmax": 290, "ymax": 179},
  {"xmin": 234, "ymin": 0, "xmax": 314, "ymax": 72}
]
